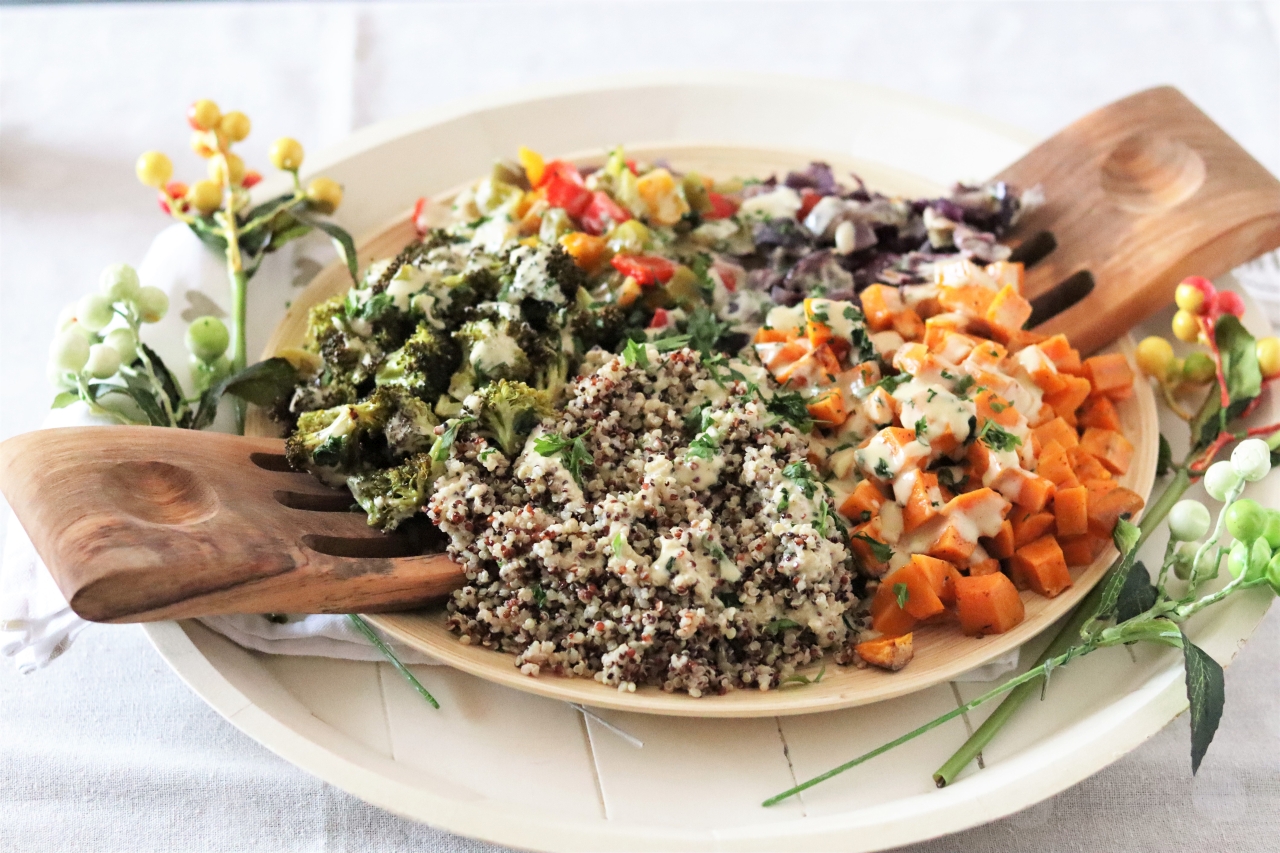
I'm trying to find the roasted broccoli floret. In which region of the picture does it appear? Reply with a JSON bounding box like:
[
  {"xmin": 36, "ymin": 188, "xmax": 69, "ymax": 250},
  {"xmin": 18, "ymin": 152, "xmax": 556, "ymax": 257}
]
[
  {"xmin": 455, "ymin": 318, "xmax": 532, "ymax": 382},
  {"xmin": 346, "ymin": 453, "xmax": 434, "ymax": 531},
  {"xmin": 569, "ymin": 303, "xmax": 632, "ymax": 353},
  {"xmin": 544, "ymin": 244, "xmax": 589, "ymax": 302},
  {"xmin": 379, "ymin": 387, "xmax": 440, "ymax": 457},
  {"xmin": 375, "ymin": 325, "xmax": 461, "ymax": 402},
  {"xmin": 466, "ymin": 379, "xmax": 552, "ymax": 457},
  {"xmin": 284, "ymin": 392, "xmax": 396, "ymax": 484}
]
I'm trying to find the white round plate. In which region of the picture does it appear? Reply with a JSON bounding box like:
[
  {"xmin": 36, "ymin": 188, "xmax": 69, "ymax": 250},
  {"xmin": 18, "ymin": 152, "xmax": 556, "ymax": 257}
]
[{"xmin": 143, "ymin": 73, "xmax": 1276, "ymax": 851}]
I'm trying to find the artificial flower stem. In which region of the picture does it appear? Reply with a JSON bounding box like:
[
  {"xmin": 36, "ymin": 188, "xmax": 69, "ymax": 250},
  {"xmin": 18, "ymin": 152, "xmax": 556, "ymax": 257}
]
[
  {"xmin": 933, "ymin": 464, "xmax": 1192, "ymax": 787},
  {"xmin": 346, "ymin": 614, "xmax": 440, "ymax": 709},
  {"xmin": 228, "ymin": 267, "xmax": 249, "ymax": 433}
]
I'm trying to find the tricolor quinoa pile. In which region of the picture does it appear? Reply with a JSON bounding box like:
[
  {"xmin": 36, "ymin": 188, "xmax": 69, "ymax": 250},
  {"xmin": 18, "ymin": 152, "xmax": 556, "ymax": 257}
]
[{"xmin": 427, "ymin": 346, "xmax": 862, "ymax": 695}]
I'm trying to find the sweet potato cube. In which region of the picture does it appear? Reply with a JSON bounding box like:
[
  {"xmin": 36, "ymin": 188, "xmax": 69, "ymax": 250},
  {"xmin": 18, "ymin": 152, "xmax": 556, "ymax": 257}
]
[
  {"xmin": 982, "ymin": 519, "xmax": 1016, "ymax": 559},
  {"xmin": 1070, "ymin": 446, "xmax": 1113, "ymax": 482},
  {"xmin": 1037, "ymin": 441, "xmax": 1080, "ymax": 489},
  {"xmin": 955, "ymin": 573, "xmax": 1026, "ymax": 636},
  {"xmin": 986, "ymin": 261, "xmax": 1025, "ymax": 293},
  {"xmin": 903, "ymin": 471, "xmax": 942, "ymax": 533},
  {"xmin": 1008, "ymin": 535, "xmax": 1073, "ymax": 598},
  {"xmin": 1083, "ymin": 352, "xmax": 1135, "ymax": 399},
  {"xmin": 1079, "ymin": 428, "xmax": 1134, "ymax": 476},
  {"xmin": 892, "ymin": 308, "xmax": 926, "ymax": 342},
  {"xmin": 1078, "ymin": 396, "xmax": 1122, "ymax": 432},
  {"xmin": 1054, "ymin": 485, "xmax": 1089, "ymax": 537},
  {"xmin": 860, "ymin": 284, "xmax": 902, "ymax": 332},
  {"xmin": 929, "ymin": 524, "xmax": 976, "ymax": 564},
  {"xmin": 975, "ymin": 388, "xmax": 1020, "ymax": 428},
  {"xmin": 807, "ymin": 389, "xmax": 848, "ymax": 427},
  {"xmin": 911, "ymin": 554, "xmax": 962, "ymax": 606},
  {"xmin": 838, "ymin": 480, "xmax": 886, "ymax": 523},
  {"xmin": 1086, "ymin": 484, "xmax": 1145, "ymax": 538},
  {"xmin": 1058, "ymin": 534, "xmax": 1095, "ymax": 567},
  {"xmin": 870, "ymin": 586, "xmax": 918, "ymax": 637},
  {"xmin": 970, "ymin": 557, "xmax": 1002, "ymax": 576},
  {"xmin": 855, "ymin": 633, "xmax": 915, "ymax": 671},
  {"xmin": 1033, "ymin": 417, "xmax": 1079, "ymax": 450},
  {"xmin": 938, "ymin": 284, "xmax": 995, "ymax": 318},
  {"xmin": 1044, "ymin": 376, "xmax": 1092, "ymax": 422},
  {"xmin": 879, "ymin": 562, "xmax": 946, "ymax": 620},
  {"xmin": 850, "ymin": 519, "xmax": 893, "ymax": 576},
  {"xmin": 1036, "ymin": 334, "xmax": 1082, "ymax": 373},
  {"xmin": 1011, "ymin": 506, "xmax": 1056, "ymax": 549},
  {"xmin": 985, "ymin": 284, "xmax": 1033, "ymax": 333}
]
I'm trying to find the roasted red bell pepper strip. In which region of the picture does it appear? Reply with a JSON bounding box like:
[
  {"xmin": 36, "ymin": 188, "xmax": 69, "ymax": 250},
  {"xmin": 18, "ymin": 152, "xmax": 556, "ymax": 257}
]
[
  {"xmin": 797, "ymin": 188, "xmax": 822, "ymax": 221},
  {"xmin": 611, "ymin": 254, "xmax": 677, "ymax": 286},
  {"xmin": 704, "ymin": 191, "xmax": 740, "ymax": 220},
  {"xmin": 542, "ymin": 160, "xmax": 592, "ymax": 218},
  {"xmin": 579, "ymin": 191, "xmax": 631, "ymax": 236}
]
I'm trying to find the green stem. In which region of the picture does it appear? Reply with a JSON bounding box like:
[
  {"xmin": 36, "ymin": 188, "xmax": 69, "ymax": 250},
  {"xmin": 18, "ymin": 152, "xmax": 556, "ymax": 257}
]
[
  {"xmin": 932, "ymin": 464, "xmax": 1192, "ymax": 787},
  {"xmin": 346, "ymin": 614, "xmax": 440, "ymax": 709},
  {"xmin": 229, "ymin": 267, "xmax": 248, "ymax": 433}
]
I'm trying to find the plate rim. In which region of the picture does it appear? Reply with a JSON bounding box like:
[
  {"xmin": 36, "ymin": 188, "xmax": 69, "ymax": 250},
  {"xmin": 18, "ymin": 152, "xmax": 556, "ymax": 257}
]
[{"xmin": 141, "ymin": 71, "xmax": 1275, "ymax": 851}]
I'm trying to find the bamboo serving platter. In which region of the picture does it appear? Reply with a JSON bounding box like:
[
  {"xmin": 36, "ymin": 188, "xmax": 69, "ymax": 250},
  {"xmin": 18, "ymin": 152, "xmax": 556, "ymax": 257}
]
[{"xmin": 249, "ymin": 143, "xmax": 1161, "ymax": 717}]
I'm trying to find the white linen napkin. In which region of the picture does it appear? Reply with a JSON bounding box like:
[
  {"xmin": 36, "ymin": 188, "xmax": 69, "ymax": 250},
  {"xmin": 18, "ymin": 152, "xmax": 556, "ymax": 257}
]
[{"xmin": 0, "ymin": 223, "xmax": 436, "ymax": 672}]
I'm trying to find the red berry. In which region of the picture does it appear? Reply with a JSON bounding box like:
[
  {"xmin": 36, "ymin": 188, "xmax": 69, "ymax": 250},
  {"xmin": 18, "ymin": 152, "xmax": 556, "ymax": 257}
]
[
  {"xmin": 1215, "ymin": 290, "xmax": 1245, "ymax": 318},
  {"xmin": 158, "ymin": 192, "xmax": 171, "ymax": 215},
  {"xmin": 164, "ymin": 180, "xmax": 188, "ymax": 199},
  {"xmin": 412, "ymin": 197, "xmax": 429, "ymax": 236},
  {"xmin": 1182, "ymin": 276, "xmax": 1216, "ymax": 300},
  {"xmin": 241, "ymin": 170, "xmax": 262, "ymax": 189}
]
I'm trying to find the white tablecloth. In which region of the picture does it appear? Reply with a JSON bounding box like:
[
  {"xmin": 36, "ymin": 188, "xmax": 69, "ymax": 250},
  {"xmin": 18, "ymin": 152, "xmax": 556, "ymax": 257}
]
[{"xmin": 1, "ymin": 2, "xmax": 1277, "ymax": 850}]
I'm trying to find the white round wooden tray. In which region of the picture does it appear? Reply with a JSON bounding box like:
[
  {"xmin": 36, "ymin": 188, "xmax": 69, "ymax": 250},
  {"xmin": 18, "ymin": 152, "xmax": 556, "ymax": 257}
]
[{"xmin": 142, "ymin": 73, "xmax": 1276, "ymax": 851}]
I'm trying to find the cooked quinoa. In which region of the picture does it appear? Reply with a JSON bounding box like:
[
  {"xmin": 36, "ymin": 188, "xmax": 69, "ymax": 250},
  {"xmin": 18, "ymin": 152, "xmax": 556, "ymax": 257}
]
[{"xmin": 427, "ymin": 345, "xmax": 863, "ymax": 695}]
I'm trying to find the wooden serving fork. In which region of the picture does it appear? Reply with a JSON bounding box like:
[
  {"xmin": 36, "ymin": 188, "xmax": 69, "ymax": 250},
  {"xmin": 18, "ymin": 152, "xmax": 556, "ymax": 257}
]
[{"xmin": 2, "ymin": 86, "xmax": 1278, "ymax": 623}]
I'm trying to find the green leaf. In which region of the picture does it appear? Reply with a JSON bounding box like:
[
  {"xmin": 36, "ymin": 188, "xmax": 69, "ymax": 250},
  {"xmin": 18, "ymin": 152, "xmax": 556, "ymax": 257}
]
[
  {"xmin": 685, "ymin": 305, "xmax": 730, "ymax": 356},
  {"xmin": 1180, "ymin": 630, "xmax": 1225, "ymax": 774},
  {"xmin": 140, "ymin": 344, "xmax": 184, "ymax": 413},
  {"xmin": 1190, "ymin": 315, "xmax": 1262, "ymax": 450},
  {"xmin": 894, "ymin": 582, "xmax": 910, "ymax": 609},
  {"xmin": 853, "ymin": 532, "xmax": 893, "ymax": 564},
  {"xmin": 110, "ymin": 376, "xmax": 170, "ymax": 426},
  {"xmin": 1093, "ymin": 518, "xmax": 1142, "ymax": 622},
  {"xmin": 222, "ymin": 357, "xmax": 300, "ymax": 406},
  {"xmin": 430, "ymin": 416, "xmax": 476, "ymax": 462},
  {"xmin": 651, "ymin": 333, "xmax": 691, "ymax": 352},
  {"xmin": 531, "ymin": 583, "xmax": 548, "ymax": 608},
  {"xmin": 533, "ymin": 426, "xmax": 595, "ymax": 487},
  {"xmin": 1156, "ymin": 433, "xmax": 1173, "ymax": 478},
  {"xmin": 294, "ymin": 210, "xmax": 359, "ymax": 284},
  {"xmin": 781, "ymin": 664, "xmax": 826, "ymax": 687},
  {"xmin": 1113, "ymin": 516, "xmax": 1140, "ymax": 555},
  {"xmin": 976, "ymin": 419, "xmax": 1022, "ymax": 452},
  {"xmin": 51, "ymin": 390, "xmax": 78, "ymax": 409},
  {"xmin": 1114, "ymin": 560, "xmax": 1158, "ymax": 622},
  {"xmin": 764, "ymin": 618, "xmax": 801, "ymax": 635},
  {"xmin": 186, "ymin": 217, "xmax": 229, "ymax": 253},
  {"xmin": 762, "ymin": 390, "xmax": 813, "ymax": 433},
  {"xmin": 622, "ymin": 338, "xmax": 649, "ymax": 368}
]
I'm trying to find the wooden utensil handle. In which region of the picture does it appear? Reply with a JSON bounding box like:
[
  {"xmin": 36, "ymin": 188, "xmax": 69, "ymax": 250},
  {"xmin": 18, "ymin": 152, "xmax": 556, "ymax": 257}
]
[
  {"xmin": 997, "ymin": 86, "xmax": 1280, "ymax": 355},
  {"xmin": 0, "ymin": 428, "xmax": 463, "ymax": 623}
]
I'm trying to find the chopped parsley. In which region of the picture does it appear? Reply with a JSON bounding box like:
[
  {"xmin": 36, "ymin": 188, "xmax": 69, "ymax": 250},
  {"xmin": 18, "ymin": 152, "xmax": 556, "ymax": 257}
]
[
  {"xmin": 622, "ymin": 338, "xmax": 650, "ymax": 368},
  {"xmin": 894, "ymin": 582, "xmax": 910, "ymax": 609},
  {"xmin": 914, "ymin": 417, "xmax": 928, "ymax": 438},
  {"xmin": 976, "ymin": 419, "xmax": 1023, "ymax": 452},
  {"xmin": 533, "ymin": 425, "xmax": 595, "ymax": 487},
  {"xmin": 853, "ymin": 532, "xmax": 893, "ymax": 563},
  {"xmin": 531, "ymin": 583, "xmax": 548, "ymax": 608},
  {"xmin": 988, "ymin": 398, "xmax": 1008, "ymax": 413},
  {"xmin": 764, "ymin": 618, "xmax": 802, "ymax": 636},
  {"xmin": 781, "ymin": 664, "xmax": 826, "ymax": 687},
  {"xmin": 953, "ymin": 374, "xmax": 976, "ymax": 397},
  {"xmin": 430, "ymin": 415, "xmax": 477, "ymax": 462},
  {"xmin": 763, "ymin": 389, "xmax": 813, "ymax": 432},
  {"xmin": 874, "ymin": 457, "xmax": 892, "ymax": 479}
]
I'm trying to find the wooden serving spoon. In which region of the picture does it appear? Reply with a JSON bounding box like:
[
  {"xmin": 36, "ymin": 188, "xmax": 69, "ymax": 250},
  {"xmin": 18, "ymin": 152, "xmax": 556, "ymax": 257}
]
[{"xmin": 2, "ymin": 86, "xmax": 1278, "ymax": 624}]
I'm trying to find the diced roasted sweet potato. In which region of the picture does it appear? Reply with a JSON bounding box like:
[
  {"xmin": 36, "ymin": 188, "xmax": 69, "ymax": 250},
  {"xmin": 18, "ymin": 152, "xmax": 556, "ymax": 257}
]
[
  {"xmin": 870, "ymin": 585, "xmax": 918, "ymax": 636},
  {"xmin": 1032, "ymin": 417, "xmax": 1079, "ymax": 450},
  {"xmin": 1037, "ymin": 334, "xmax": 1083, "ymax": 375},
  {"xmin": 838, "ymin": 480, "xmax": 886, "ymax": 523},
  {"xmin": 929, "ymin": 524, "xmax": 976, "ymax": 564},
  {"xmin": 903, "ymin": 471, "xmax": 942, "ymax": 533},
  {"xmin": 970, "ymin": 557, "xmax": 1002, "ymax": 576},
  {"xmin": 1079, "ymin": 427, "xmax": 1134, "ymax": 476},
  {"xmin": 1037, "ymin": 441, "xmax": 1081, "ymax": 489},
  {"xmin": 981, "ymin": 519, "xmax": 1016, "ymax": 559},
  {"xmin": 985, "ymin": 284, "xmax": 1033, "ymax": 333},
  {"xmin": 1044, "ymin": 376, "xmax": 1092, "ymax": 423},
  {"xmin": 807, "ymin": 389, "xmax": 848, "ymax": 427},
  {"xmin": 1083, "ymin": 352, "xmax": 1135, "ymax": 400},
  {"xmin": 1070, "ymin": 446, "xmax": 1113, "ymax": 482},
  {"xmin": 878, "ymin": 561, "xmax": 946, "ymax": 620},
  {"xmin": 1058, "ymin": 534, "xmax": 1095, "ymax": 567},
  {"xmin": 1008, "ymin": 535, "xmax": 1073, "ymax": 598},
  {"xmin": 860, "ymin": 284, "xmax": 903, "ymax": 332},
  {"xmin": 1054, "ymin": 484, "xmax": 1089, "ymax": 537},
  {"xmin": 855, "ymin": 633, "xmax": 915, "ymax": 671},
  {"xmin": 955, "ymin": 572, "xmax": 1026, "ymax": 636},
  {"xmin": 1011, "ymin": 506, "xmax": 1056, "ymax": 549},
  {"xmin": 911, "ymin": 554, "xmax": 963, "ymax": 606},
  {"xmin": 975, "ymin": 388, "xmax": 1020, "ymax": 428},
  {"xmin": 1078, "ymin": 396, "xmax": 1122, "ymax": 432},
  {"xmin": 1086, "ymin": 484, "xmax": 1145, "ymax": 538}
]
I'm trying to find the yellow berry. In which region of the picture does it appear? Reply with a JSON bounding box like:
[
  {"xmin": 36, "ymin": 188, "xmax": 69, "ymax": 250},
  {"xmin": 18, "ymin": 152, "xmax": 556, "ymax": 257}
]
[
  {"xmin": 187, "ymin": 99, "xmax": 222, "ymax": 132},
  {"xmin": 219, "ymin": 111, "xmax": 251, "ymax": 142},
  {"xmin": 190, "ymin": 130, "xmax": 224, "ymax": 159},
  {"xmin": 269, "ymin": 137, "xmax": 304, "ymax": 171},
  {"xmin": 134, "ymin": 151, "xmax": 173, "ymax": 189},
  {"xmin": 1171, "ymin": 309, "xmax": 1200, "ymax": 343},
  {"xmin": 1135, "ymin": 336, "xmax": 1175, "ymax": 381},
  {"xmin": 1258, "ymin": 337, "xmax": 1280, "ymax": 378},
  {"xmin": 187, "ymin": 179, "xmax": 223, "ymax": 215},
  {"xmin": 208, "ymin": 152, "xmax": 246, "ymax": 186},
  {"xmin": 305, "ymin": 177, "xmax": 343, "ymax": 214},
  {"xmin": 1174, "ymin": 283, "xmax": 1206, "ymax": 313}
]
